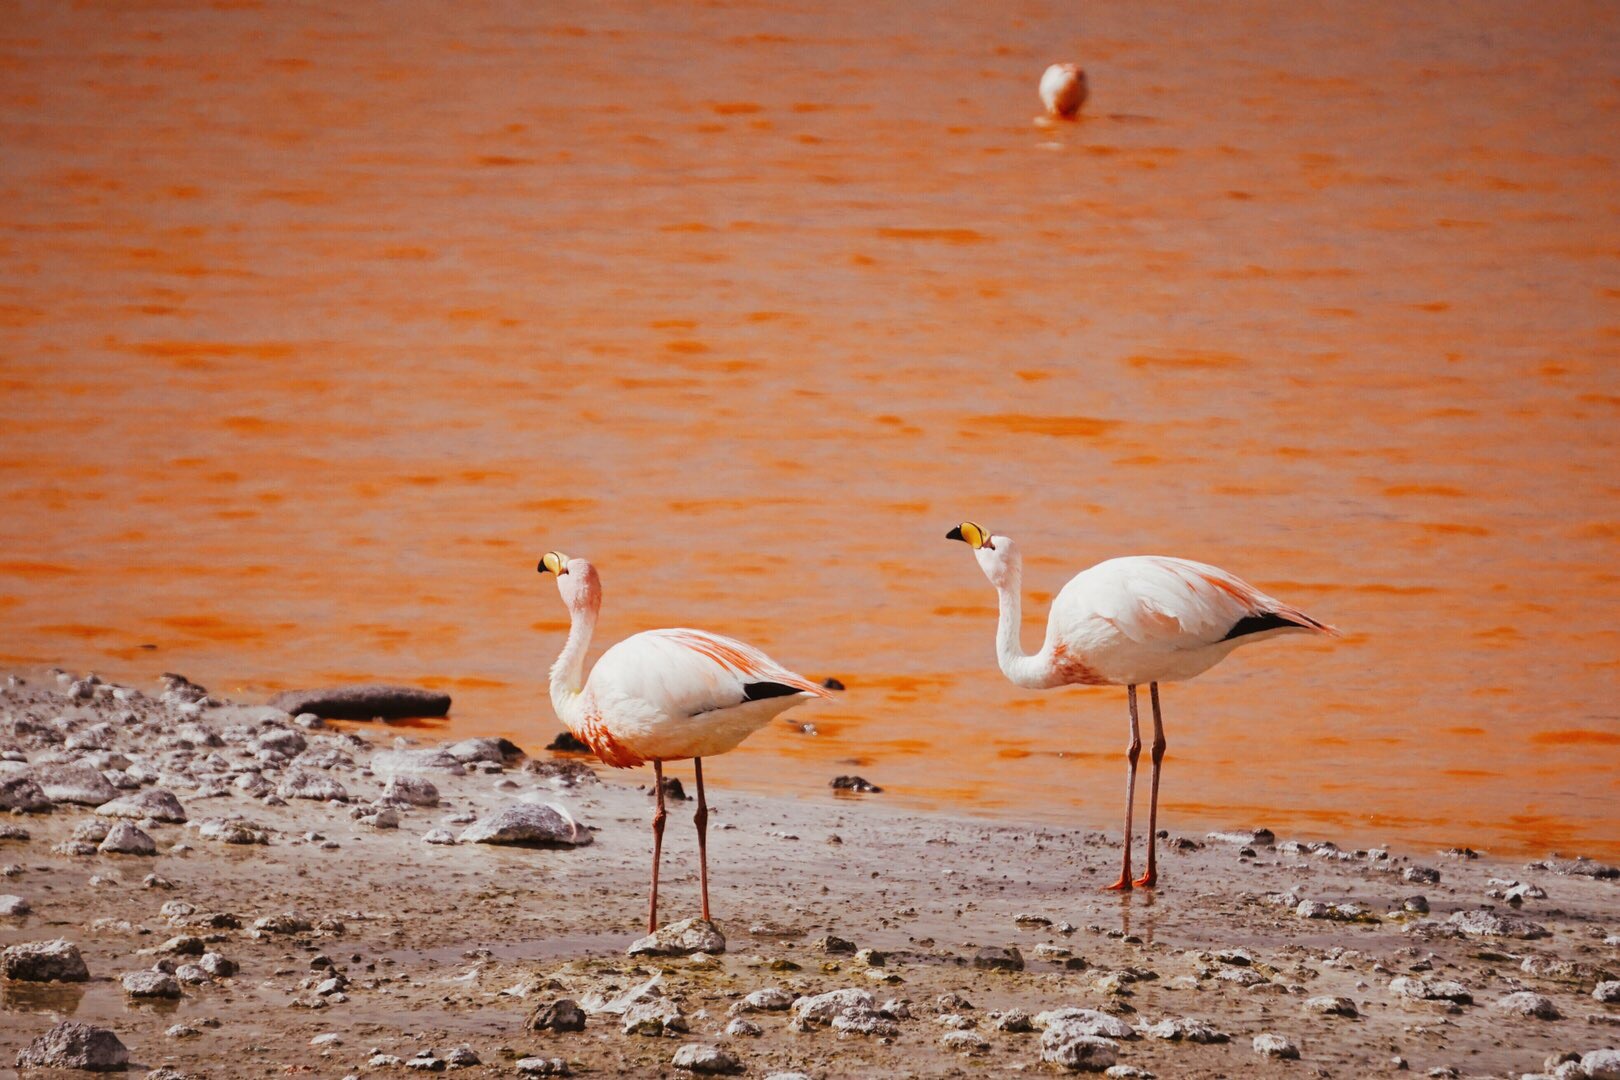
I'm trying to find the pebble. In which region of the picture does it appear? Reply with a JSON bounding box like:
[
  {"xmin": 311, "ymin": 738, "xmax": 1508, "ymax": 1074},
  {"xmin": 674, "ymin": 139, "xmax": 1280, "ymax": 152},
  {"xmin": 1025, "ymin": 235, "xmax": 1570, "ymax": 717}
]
[
  {"xmin": 99, "ymin": 821, "xmax": 157, "ymax": 856},
  {"xmin": 277, "ymin": 770, "xmax": 350, "ymax": 802},
  {"xmin": 0, "ymin": 893, "xmax": 29, "ymax": 915},
  {"xmin": 1390, "ymin": 976, "xmax": 1472, "ymax": 1004},
  {"xmin": 0, "ymin": 776, "xmax": 51, "ymax": 812},
  {"xmin": 122, "ymin": 969, "xmax": 183, "ymax": 998},
  {"xmin": 1581, "ymin": 1049, "xmax": 1620, "ymax": 1079},
  {"xmin": 621, "ymin": 998, "xmax": 688, "ymax": 1036},
  {"xmin": 1403, "ymin": 865, "xmax": 1441, "ymax": 884},
  {"xmin": 32, "ymin": 761, "xmax": 118, "ymax": 805},
  {"xmin": 1446, "ymin": 909, "xmax": 1550, "ymax": 939},
  {"xmin": 1035, "ymin": 1009, "xmax": 1135, "ymax": 1040},
  {"xmin": 1144, "ymin": 1017, "xmax": 1229, "ymax": 1043},
  {"xmin": 973, "ymin": 944, "xmax": 1025, "ymax": 971},
  {"xmin": 527, "ymin": 998, "xmax": 587, "ymax": 1033},
  {"xmin": 514, "ymin": 1058, "xmax": 570, "ymax": 1076},
  {"xmin": 422, "ymin": 828, "xmax": 457, "ymax": 845},
  {"xmin": 1253, "ymin": 1032, "xmax": 1301, "ymax": 1059},
  {"xmin": 1490, "ymin": 991, "xmax": 1560, "ymax": 1019},
  {"xmin": 670, "ymin": 1044, "xmax": 743, "ymax": 1075},
  {"xmin": 830, "ymin": 775, "xmax": 882, "ymax": 793},
  {"xmin": 15, "ymin": 1021, "xmax": 130, "ymax": 1071},
  {"xmin": 742, "ymin": 987, "xmax": 794, "ymax": 1011},
  {"xmin": 1041, "ymin": 1027, "xmax": 1119, "ymax": 1071},
  {"xmin": 458, "ymin": 803, "xmax": 590, "ymax": 847},
  {"xmin": 96, "ymin": 788, "xmax": 188, "ymax": 823},
  {"xmin": 381, "ymin": 774, "xmax": 440, "ymax": 807},
  {"xmin": 726, "ymin": 1017, "xmax": 763, "ymax": 1037},
  {"xmin": 941, "ymin": 1030, "xmax": 989, "ymax": 1052},
  {"xmin": 791, "ymin": 987, "xmax": 874, "ymax": 1028},
  {"xmin": 1594, "ymin": 980, "xmax": 1620, "ymax": 1003}
]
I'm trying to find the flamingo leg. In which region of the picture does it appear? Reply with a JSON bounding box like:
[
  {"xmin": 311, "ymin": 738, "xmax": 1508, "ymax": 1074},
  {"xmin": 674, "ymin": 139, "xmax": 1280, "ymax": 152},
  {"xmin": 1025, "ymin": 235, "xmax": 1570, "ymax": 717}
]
[
  {"xmin": 649, "ymin": 760, "xmax": 668, "ymax": 933},
  {"xmin": 1135, "ymin": 682, "xmax": 1167, "ymax": 888},
  {"xmin": 1105, "ymin": 684, "xmax": 1142, "ymax": 891},
  {"xmin": 694, "ymin": 757, "xmax": 711, "ymax": 922}
]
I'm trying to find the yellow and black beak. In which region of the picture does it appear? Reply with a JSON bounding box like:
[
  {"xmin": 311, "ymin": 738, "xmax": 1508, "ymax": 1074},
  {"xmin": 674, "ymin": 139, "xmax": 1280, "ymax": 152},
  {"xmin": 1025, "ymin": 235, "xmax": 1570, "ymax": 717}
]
[
  {"xmin": 538, "ymin": 551, "xmax": 570, "ymax": 576},
  {"xmin": 946, "ymin": 521, "xmax": 991, "ymax": 549}
]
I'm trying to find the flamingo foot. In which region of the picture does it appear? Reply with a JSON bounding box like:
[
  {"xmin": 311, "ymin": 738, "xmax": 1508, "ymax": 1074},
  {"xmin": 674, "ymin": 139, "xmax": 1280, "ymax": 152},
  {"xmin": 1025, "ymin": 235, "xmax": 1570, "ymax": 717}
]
[
  {"xmin": 1133, "ymin": 871, "xmax": 1157, "ymax": 888},
  {"xmin": 1103, "ymin": 874, "xmax": 1134, "ymax": 892}
]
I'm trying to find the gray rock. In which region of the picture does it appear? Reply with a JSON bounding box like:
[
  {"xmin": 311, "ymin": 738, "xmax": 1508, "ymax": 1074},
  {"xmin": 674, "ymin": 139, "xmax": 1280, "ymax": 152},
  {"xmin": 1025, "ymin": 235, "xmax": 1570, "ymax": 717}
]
[
  {"xmin": 829, "ymin": 1005, "xmax": 898, "ymax": 1037},
  {"xmin": 622, "ymin": 998, "xmax": 688, "ymax": 1036},
  {"xmin": 1402, "ymin": 895, "xmax": 1430, "ymax": 914},
  {"xmin": 0, "ymin": 775, "xmax": 51, "ymax": 812},
  {"xmin": 1036, "ymin": 1009, "xmax": 1136, "ymax": 1040},
  {"xmin": 251, "ymin": 729, "xmax": 306, "ymax": 758},
  {"xmin": 381, "ymin": 775, "xmax": 439, "ymax": 807},
  {"xmin": 74, "ymin": 819, "xmax": 112, "ymax": 842},
  {"xmin": 671, "ymin": 1044, "xmax": 742, "ymax": 1075},
  {"xmin": 358, "ymin": 807, "xmax": 400, "ymax": 829},
  {"xmin": 1253, "ymin": 1033, "xmax": 1301, "ymax": 1059},
  {"xmin": 405, "ymin": 1053, "xmax": 445, "ymax": 1071},
  {"xmin": 253, "ymin": 912, "xmax": 312, "ymax": 934},
  {"xmin": 15, "ymin": 1021, "xmax": 129, "ymax": 1071},
  {"xmin": 197, "ymin": 952, "xmax": 237, "ymax": 977},
  {"xmin": 1, "ymin": 894, "xmax": 30, "ymax": 916},
  {"xmin": 1304, "ymin": 996, "xmax": 1359, "ymax": 1017},
  {"xmin": 99, "ymin": 821, "xmax": 157, "ymax": 856},
  {"xmin": 444, "ymin": 737, "xmax": 523, "ymax": 764},
  {"xmin": 193, "ymin": 817, "xmax": 268, "ymax": 844},
  {"xmin": 96, "ymin": 788, "xmax": 187, "ymax": 823},
  {"xmin": 1446, "ymin": 909, "xmax": 1549, "ymax": 939},
  {"xmin": 743, "ymin": 987, "xmax": 794, "ymax": 1011},
  {"xmin": 33, "ymin": 761, "xmax": 118, "ymax": 805},
  {"xmin": 459, "ymin": 803, "xmax": 590, "ymax": 848},
  {"xmin": 1390, "ymin": 976, "xmax": 1472, "ymax": 1004},
  {"xmin": 527, "ymin": 998, "xmax": 587, "ymax": 1033},
  {"xmin": 373, "ymin": 748, "xmax": 465, "ymax": 774},
  {"xmin": 1595, "ymin": 980, "xmax": 1620, "ymax": 1003},
  {"xmin": 268, "ymin": 684, "xmax": 451, "ymax": 720},
  {"xmin": 122, "ymin": 969, "xmax": 183, "ymax": 998},
  {"xmin": 3, "ymin": 938, "xmax": 89, "ymax": 982},
  {"xmin": 725, "ymin": 1017, "xmax": 762, "ymax": 1037},
  {"xmin": 514, "ymin": 1058, "xmax": 570, "ymax": 1076},
  {"xmin": 791, "ymin": 987, "xmax": 874, "ymax": 1028},
  {"xmin": 0, "ymin": 821, "xmax": 32, "ymax": 840},
  {"xmin": 1490, "ymin": 991, "xmax": 1560, "ymax": 1019},
  {"xmin": 276, "ymin": 769, "xmax": 349, "ymax": 802},
  {"xmin": 444, "ymin": 1046, "xmax": 479, "ymax": 1068},
  {"xmin": 1041, "ymin": 1027, "xmax": 1119, "ymax": 1071},
  {"xmin": 995, "ymin": 1009, "xmax": 1034, "ymax": 1033},
  {"xmin": 1582, "ymin": 1050, "xmax": 1620, "ymax": 1080},
  {"xmin": 1206, "ymin": 828, "xmax": 1275, "ymax": 846},
  {"xmin": 422, "ymin": 828, "xmax": 457, "ymax": 845},
  {"xmin": 1144, "ymin": 1017, "xmax": 1229, "ymax": 1043},
  {"xmin": 626, "ymin": 916, "xmax": 724, "ymax": 957},
  {"xmin": 941, "ymin": 1030, "xmax": 989, "ymax": 1053}
]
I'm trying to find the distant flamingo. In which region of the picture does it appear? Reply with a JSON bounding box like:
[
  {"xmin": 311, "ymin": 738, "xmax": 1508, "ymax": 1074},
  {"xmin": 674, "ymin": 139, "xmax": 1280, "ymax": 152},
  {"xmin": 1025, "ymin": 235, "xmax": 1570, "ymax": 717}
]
[
  {"xmin": 538, "ymin": 550, "xmax": 830, "ymax": 931},
  {"xmin": 946, "ymin": 522, "xmax": 1337, "ymax": 890},
  {"xmin": 1040, "ymin": 62, "xmax": 1088, "ymax": 119}
]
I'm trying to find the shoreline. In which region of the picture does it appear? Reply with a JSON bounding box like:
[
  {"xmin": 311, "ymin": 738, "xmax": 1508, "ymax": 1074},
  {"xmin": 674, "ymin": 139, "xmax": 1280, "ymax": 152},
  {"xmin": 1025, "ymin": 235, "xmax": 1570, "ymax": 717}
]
[{"xmin": 2, "ymin": 667, "xmax": 1617, "ymax": 1078}]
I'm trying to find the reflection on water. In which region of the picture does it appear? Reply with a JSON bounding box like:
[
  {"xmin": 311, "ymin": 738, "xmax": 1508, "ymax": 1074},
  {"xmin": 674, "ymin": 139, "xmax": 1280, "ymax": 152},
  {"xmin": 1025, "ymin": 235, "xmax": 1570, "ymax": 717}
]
[
  {"xmin": 1, "ymin": 979, "xmax": 87, "ymax": 1016},
  {"xmin": 0, "ymin": 3, "xmax": 1616, "ymax": 858}
]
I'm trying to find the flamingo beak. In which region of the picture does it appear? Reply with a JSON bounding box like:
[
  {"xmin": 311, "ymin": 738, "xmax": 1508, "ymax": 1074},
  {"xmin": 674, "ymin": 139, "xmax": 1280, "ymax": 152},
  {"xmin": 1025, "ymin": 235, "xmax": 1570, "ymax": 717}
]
[
  {"xmin": 538, "ymin": 551, "xmax": 570, "ymax": 576},
  {"xmin": 945, "ymin": 526, "xmax": 965, "ymax": 542}
]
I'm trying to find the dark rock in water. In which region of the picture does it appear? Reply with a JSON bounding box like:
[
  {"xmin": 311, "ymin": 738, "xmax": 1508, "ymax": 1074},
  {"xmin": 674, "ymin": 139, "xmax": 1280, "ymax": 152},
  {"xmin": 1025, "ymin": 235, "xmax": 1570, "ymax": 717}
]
[
  {"xmin": 0, "ymin": 775, "xmax": 50, "ymax": 813},
  {"xmin": 545, "ymin": 731, "xmax": 591, "ymax": 753},
  {"xmin": 973, "ymin": 945, "xmax": 1025, "ymax": 972},
  {"xmin": 267, "ymin": 684, "xmax": 451, "ymax": 720},
  {"xmin": 651, "ymin": 776, "xmax": 687, "ymax": 801},
  {"xmin": 458, "ymin": 803, "xmax": 591, "ymax": 847},
  {"xmin": 831, "ymin": 775, "xmax": 882, "ymax": 793},
  {"xmin": 3, "ymin": 939, "xmax": 90, "ymax": 982},
  {"xmin": 98, "ymin": 788, "xmax": 187, "ymax": 823},
  {"xmin": 15, "ymin": 1021, "xmax": 129, "ymax": 1071},
  {"xmin": 527, "ymin": 998, "xmax": 587, "ymax": 1033},
  {"xmin": 821, "ymin": 677, "xmax": 846, "ymax": 692}
]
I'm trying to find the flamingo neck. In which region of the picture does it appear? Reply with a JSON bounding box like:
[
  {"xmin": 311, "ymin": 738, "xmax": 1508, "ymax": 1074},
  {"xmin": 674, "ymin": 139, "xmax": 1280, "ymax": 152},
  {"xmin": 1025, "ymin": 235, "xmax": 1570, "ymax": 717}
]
[
  {"xmin": 549, "ymin": 594, "xmax": 597, "ymax": 727},
  {"xmin": 993, "ymin": 562, "xmax": 1052, "ymax": 690}
]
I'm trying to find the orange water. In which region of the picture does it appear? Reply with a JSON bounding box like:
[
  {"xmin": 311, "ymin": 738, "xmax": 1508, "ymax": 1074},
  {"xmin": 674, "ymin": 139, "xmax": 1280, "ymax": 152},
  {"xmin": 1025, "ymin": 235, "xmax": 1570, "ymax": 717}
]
[{"xmin": 2, "ymin": 2, "xmax": 1616, "ymax": 859}]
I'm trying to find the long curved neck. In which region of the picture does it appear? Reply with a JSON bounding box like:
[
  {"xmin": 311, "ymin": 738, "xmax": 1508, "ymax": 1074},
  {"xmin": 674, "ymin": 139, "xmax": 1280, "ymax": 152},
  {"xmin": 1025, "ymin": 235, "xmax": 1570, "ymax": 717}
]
[
  {"xmin": 992, "ymin": 559, "xmax": 1052, "ymax": 690},
  {"xmin": 549, "ymin": 594, "xmax": 597, "ymax": 726}
]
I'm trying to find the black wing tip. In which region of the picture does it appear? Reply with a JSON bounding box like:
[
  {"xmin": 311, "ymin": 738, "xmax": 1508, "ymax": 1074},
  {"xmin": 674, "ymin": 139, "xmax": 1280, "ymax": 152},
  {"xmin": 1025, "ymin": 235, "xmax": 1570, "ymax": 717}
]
[
  {"xmin": 741, "ymin": 681, "xmax": 806, "ymax": 702},
  {"xmin": 1222, "ymin": 612, "xmax": 1315, "ymax": 641}
]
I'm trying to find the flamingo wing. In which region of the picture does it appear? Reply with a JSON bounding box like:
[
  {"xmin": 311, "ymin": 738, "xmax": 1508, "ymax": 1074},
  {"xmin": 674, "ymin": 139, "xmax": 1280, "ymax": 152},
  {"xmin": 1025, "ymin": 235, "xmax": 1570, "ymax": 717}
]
[
  {"xmin": 589, "ymin": 628, "xmax": 830, "ymax": 720},
  {"xmin": 1075, "ymin": 556, "xmax": 1334, "ymax": 650}
]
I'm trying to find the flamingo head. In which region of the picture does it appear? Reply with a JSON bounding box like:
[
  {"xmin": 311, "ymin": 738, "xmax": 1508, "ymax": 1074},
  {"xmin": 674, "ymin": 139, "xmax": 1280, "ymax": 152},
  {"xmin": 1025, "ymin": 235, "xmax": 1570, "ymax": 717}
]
[
  {"xmin": 946, "ymin": 521, "xmax": 1019, "ymax": 588},
  {"xmin": 538, "ymin": 550, "xmax": 601, "ymax": 612}
]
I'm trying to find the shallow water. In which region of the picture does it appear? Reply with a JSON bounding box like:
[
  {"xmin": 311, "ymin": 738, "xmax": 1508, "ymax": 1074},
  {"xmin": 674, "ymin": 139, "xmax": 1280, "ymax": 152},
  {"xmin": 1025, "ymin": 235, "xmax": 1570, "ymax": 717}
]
[{"xmin": 1, "ymin": 2, "xmax": 1616, "ymax": 858}]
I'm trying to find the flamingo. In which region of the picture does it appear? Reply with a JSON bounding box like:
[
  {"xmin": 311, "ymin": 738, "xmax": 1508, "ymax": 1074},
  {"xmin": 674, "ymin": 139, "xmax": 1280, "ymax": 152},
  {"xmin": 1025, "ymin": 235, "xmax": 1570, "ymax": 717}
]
[
  {"xmin": 537, "ymin": 550, "xmax": 830, "ymax": 931},
  {"xmin": 1039, "ymin": 62, "xmax": 1088, "ymax": 119},
  {"xmin": 946, "ymin": 522, "xmax": 1337, "ymax": 890}
]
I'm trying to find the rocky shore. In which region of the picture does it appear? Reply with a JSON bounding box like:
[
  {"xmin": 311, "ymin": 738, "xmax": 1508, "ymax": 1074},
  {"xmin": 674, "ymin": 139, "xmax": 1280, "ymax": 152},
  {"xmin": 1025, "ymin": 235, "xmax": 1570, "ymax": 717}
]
[{"xmin": 1, "ymin": 668, "xmax": 1616, "ymax": 1078}]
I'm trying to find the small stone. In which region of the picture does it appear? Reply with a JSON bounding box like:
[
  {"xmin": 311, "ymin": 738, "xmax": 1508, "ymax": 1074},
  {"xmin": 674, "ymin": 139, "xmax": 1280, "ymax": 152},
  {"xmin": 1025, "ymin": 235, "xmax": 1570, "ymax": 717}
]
[
  {"xmin": 792, "ymin": 987, "xmax": 874, "ymax": 1028},
  {"xmin": 622, "ymin": 998, "xmax": 688, "ymax": 1036},
  {"xmin": 32, "ymin": 761, "xmax": 118, "ymax": 805},
  {"xmin": 422, "ymin": 828, "xmax": 457, "ymax": 845},
  {"xmin": 1489, "ymin": 991, "xmax": 1560, "ymax": 1019},
  {"xmin": 122, "ymin": 969, "xmax": 183, "ymax": 998},
  {"xmin": 514, "ymin": 1058, "xmax": 570, "ymax": 1076},
  {"xmin": 3, "ymin": 938, "xmax": 89, "ymax": 982},
  {"xmin": 277, "ymin": 770, "xmax": 349, "ymax": 802},
  {"xmin": 0, "ymin": 776, "xmax": 51, "ymax": 813},
  {"xmin": 627, "ymin": 917, "xmax": 725, "ymax": 957},
  {"xmin": 1390, "ymin": 976, "xmax": 1472, "ymax": 1004},
  {"xmin": 458, "ymin": 803, "xmax": 590, "ymax": 847},
  {"xmin": 15, "ymin": 1021, "xmax": 129, "ymax": 1071},
  {"xmin": 829, "ymin": 775, "xmax": 882, "ymax": 793},
  {"xmin": 1445, "ymin": 909, "xmax": 1549, "ymax": 939},
  {"xmin": 369, "ymin": 1054, "xmax": 405, "ymax": 1067},
  {"xmin": 405, "ymin": 1054, "xmax": 446, "ymax": 1071},
  {"xmin": 1402, "ymin": 895, "xmax": 1430, "ymax": 914},
  {"xmin": 1035, "ymin": 1010, "xmax": 1135, "ymax": 1040},
  {"xmin": 193, "ymin": 817, "xmax": 269, "ymax": 844},
  {"xmin": 1304, "ymin": 995, "xmax": 1359, "ymax": 1018},
  {"xmin": 253, "ymin": 912, "xmax": 313, "ymax": 934},
  {"xmin": 743, "ymin": 987, "xmax": 794, "ymax": 1011},
  {"xmin": 0, "ymin": 893, "xmax": 29, "ymax": 916},
  {"xmin": 1581, "ymin": 1049, "xmax": 1620, "ymax": 1080},
  {"xmin": 97, "ymin": 788, "xmax": 188, "ymax": 823},
  {"xmin": 1041, "ymin": 1027, "xmax": 1119, "ymax": 1071},
  {"xmin": 1594, "ymin": 980, "xmax": 1620, "ymax": 1003},
  {"xmin": 359, "ymin": 807, "xmax": 400, "ymax": 829},
  {"xmin": 725, "ymin": 1017, "xmax": 762, "ymax": 1037},
  {"xmin": 527, "ymin": 998, "xmax": 587, "ymax": 1033},
  {"xmin": 381, "ymin": 775, "xmax": 439, "ymax": 807},
  {"xmin": 670, "ymin": 1044, "xmax": 742, "ymax": 1075},
  {"xmin": 99, "ymin": 821, "xmax": 157, "ymax": 856},
  {"xmin": 1253, "ymin": 1033, "xmax": 1301, "ymax": 1059},
  {"xmin": 816, "ymin": 934, "xmax": 857, "ymax": 954},
  {"xmin": 941, "ymin": 1030, "xmax": 989, "ymax": 1053},
  {"xmin": 1144, "ymin": 1017, "xmax": 1229, "ymax": 1043},
  {"xmin": 1403, "ymin": 866, "xmax": 1441, "ymax": 884}
]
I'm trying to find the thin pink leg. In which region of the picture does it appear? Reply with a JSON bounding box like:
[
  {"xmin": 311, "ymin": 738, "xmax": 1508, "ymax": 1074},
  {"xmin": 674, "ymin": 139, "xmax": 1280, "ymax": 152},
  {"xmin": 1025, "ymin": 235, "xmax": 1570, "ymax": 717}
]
[
  {"xmin": 648, "ymin": 760, "xmax": 667, "ymax": 933},
  {"xmin": 1136, "ymin": 683, "xmax": 1167, "ymax": 888},
  {"xmin": 694, "ymin": 757, "xmax": 711, "ymax": 922},
  {"xmin": 1105, "ymin": 684, "xmax": 1141, "ymax": 891}
]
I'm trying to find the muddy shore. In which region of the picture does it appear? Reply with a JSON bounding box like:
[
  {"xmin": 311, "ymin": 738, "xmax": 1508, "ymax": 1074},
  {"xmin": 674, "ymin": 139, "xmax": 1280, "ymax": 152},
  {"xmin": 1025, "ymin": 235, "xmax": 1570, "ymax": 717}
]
[{"xmin": 1, "ymin": 669, "xmax": 1616, "ymax": 1079}]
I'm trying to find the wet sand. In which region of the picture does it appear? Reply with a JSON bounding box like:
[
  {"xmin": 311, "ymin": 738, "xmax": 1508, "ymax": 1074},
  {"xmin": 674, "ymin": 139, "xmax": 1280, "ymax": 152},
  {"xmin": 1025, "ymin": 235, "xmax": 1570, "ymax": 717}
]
[{"xmin": 3, "ymin": 670, "xmax": 1617, "ymax": 1078}]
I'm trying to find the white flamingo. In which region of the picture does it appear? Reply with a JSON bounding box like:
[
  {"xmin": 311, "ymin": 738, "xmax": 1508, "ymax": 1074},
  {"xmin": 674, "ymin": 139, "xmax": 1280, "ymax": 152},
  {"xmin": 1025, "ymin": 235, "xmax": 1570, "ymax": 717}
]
[
  {"xmin": 1040, "ymin": 62, "xmax": 1088, "ymax": 119},
  {"xmin": 946, "ymin": 521, "xmax": 1337, "ymax": 890},
  {"xmin": 538, "ymin": 550, "xmax": 829, "ymax": 931}
]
